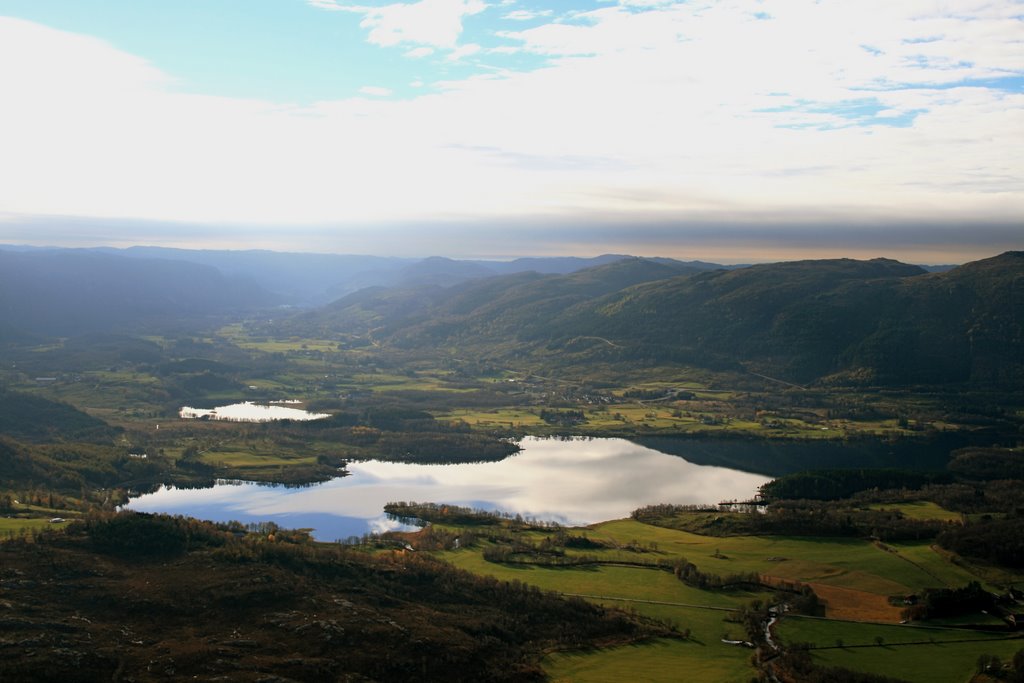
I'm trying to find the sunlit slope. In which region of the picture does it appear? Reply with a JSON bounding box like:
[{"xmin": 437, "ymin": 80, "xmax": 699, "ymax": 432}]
[{"xmin": 280, "ymin": 257, "xmax": 698, "ymax": 341}]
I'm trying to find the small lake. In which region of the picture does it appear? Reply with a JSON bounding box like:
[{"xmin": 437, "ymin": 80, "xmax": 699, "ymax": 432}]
[
  {"xmin": 179, "ymin": 401, "xmax": 329, "ymax": 422},
  {"xmin": 127, "ymin": 437, "xmax": 770, "ymax": 541}
]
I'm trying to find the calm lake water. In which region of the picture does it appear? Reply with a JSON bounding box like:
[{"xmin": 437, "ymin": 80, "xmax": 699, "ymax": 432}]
[
  {"xmin": 127, "ymin": 437, "xmax": 770, "ymax": 541},
  {"xmin": 179, "ymin": 401, "xmax": 329, "ymax": 422}
]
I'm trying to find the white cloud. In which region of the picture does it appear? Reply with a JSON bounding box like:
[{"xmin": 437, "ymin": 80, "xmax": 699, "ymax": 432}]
[
  {"xmin": 0, "ymin": 16, "xmax": 169, "ymax": 95},
  {"xmin": 447, "ymin": 43, "xmax": 482, "ymax": 61},
  {"xmin": 310, "ymin": 0, "xmax": 487, "ymax": 49},
  {"xmin": 503, "ymin": 9, "xmax": 553, "ymax": 21},
  {"xmin": 358, "ymin": 85, "xmax": 394, "ymax": 96},
  {"xmin": 0, "ymin": 5, "xmax": 1021, "ymax": 255},
  {"xmin": 616, "ymin": 0, "xmax": 675, "ymax": 5},
  {"xmin": 404, "ymin": 46, "xmax": 435, "ymax": 58},
  {"xmin": 306, "ymin": 0, "xmax": 348, "ymax": 10}
]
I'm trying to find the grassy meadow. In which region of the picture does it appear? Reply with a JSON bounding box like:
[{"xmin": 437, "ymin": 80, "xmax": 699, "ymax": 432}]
[
  {"xmin": 440, "ymin": 549, "xmax": 766, "ymax": 682},
  {"xmin": 424, "ymin": 514, "xmax": 1022, "ymax": 683}
]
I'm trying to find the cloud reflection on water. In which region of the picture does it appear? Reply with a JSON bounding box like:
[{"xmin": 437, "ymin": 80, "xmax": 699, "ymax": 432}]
[{"xmin": 128, "ymin": 437, "xmax": 770, "ymax": 541}]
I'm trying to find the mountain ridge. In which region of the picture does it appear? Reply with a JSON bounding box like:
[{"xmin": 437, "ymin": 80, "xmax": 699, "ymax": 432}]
[{"xmin": 277, "ymin": 252, "xmax": 1022, "ymax": 387}]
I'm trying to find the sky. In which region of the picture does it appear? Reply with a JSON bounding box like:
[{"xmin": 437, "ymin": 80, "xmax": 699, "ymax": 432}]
[{"xmin": 0, "ymin": 0, "xmax": 1021, "ymax": 262}]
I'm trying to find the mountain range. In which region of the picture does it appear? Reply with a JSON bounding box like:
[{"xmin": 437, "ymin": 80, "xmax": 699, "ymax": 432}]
[
  {"xmin": 278, "ymin": 252, "xmax": 1023, "ymax": 386},
  {"xmin": 1, "ymin": 244, "xmax": 1018, "ymax": 387}
]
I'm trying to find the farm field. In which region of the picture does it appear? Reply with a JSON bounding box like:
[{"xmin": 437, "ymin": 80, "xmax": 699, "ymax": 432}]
[
  {"xmin": 870, "ymin": 501, "xmax": 963, "ymax": 522},
  {"xmin": 591, "ymin": 520, "xmax": 980, "ymax": 599},
  {"xmin": 545, "ymin": 637, "xmax": 753, "ymax": 683},
  {"xmin": 778, "ymin": 612, "xmax": 1024, "ymax": 682},
  {"xmin": 0, "ymin": 517, "xmax": 68, "ymax": 535},
  {"xmin": 802, "ymin": 636, "xmax": 1024, "ymax": 683},
  {"xmin": 440, "ymin": 550, "xmax": 765, "ymax": 682},
  {"xmin": 428, "ymin": 515, "xmax": 1024, "ymax": 683}
]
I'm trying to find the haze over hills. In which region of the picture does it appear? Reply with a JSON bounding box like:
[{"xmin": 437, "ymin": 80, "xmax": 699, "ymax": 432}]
[
  {"xmin": 0, "ymin": 246, "xmax": 721, "ymax": 337},
  {"xmin": 91, "ymin": 247, "xmax": 691, "ymax": 305},
  {"xmin": 2, "ymin": 244, "xmax": 1019, "ymax": 388},
  {"xmin": 281, "ymin": 256, "xmax": 707, "ymax": 342},
  {"xmin": 0, "ymin": 249, "xmax": 273, "ymax": 338}
]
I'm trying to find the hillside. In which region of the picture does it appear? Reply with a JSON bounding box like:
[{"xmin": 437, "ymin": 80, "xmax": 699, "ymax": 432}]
[
  {"xmin": 80, "ymin": 247, "xmax": 720, "ymax": 305},
  {"xmin": 0, "ymin": 390, "xmax": 116, "ymax": 443},
  {"xmin": 580, "ymin": 252, "xmax": 1022, "ymax": 385},
  {"xmin": 280, "ymin": 252, "xmax": 1024, "ymax": 387},
  {"xmin": 279, "ymin": 257, "xmax": 700, "ymax": 342},
  {"xmin": 0, "ymin": 515, "xmax": 668, "ymax": 682}
]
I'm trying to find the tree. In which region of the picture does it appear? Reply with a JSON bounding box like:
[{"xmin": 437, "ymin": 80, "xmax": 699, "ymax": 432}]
[{"xmin": 977, "ymin": 653, "xmax": 998, "ymax": 674}]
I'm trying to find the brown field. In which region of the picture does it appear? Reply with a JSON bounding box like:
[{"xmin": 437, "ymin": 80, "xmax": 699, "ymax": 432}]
[{"xmin": 808, "ymin": 583, "xmax": 904, "ymax": 622}]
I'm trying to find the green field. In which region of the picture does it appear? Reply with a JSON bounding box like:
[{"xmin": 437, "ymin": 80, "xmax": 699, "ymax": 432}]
[
  {"xmin": 870, "ymin": 501, "xmax": 962, "ymax": 522},
  {"xmin": 444, "ymin": 550, "xmax": 739, "ymax": 605},
  {"xmin": 778, "ymin": 616, "xmax": 1013, "ymax": 647},
  {"xmin": 440, "ymin": 548, "xmax": 766, "ymax": 682},
  {"xmin": 436, "ymin": 408, "xmax": 548, "ymax": 428},
  {"xmin": 440, "ymin": 518, "xmax": 993, "ymax": 606},
  {"xmin": 545, "ymin": 637, "xmax": 753, "ymax": 683},
  {"xmin": 428, "ymin": 515, "xmax": 1022, "ymax": 683},
  {"xmin": 885, "ymin": 541, "xmax": 991, "ymax": 590},
  {"xmin": 0, "ymin": 517, "xmax": 68, "ymax": 535},
  {"xmin": 805, "ymin": 636, "xmax": 1024, "ymax": 683},
  {"xmin": 200, "ymin": 448, "xmax": 320, "ymax": 469},
  {"xmin": 780, "ymin": 611, "xmax": 1024, "ymax": 682},
  {"xmin": 591, "ymin": 520, "xmax": 964, "ymax": 595}
]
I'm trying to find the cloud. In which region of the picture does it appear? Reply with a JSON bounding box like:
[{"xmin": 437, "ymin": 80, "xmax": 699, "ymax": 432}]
[
  {"xmin": 305, "ymin": 0, "xmax": 349, "ymax": 10},
  {"xmin": 358, "ymin": 85, "xmax": 394, "ymax": 96},
  {"xmin": 503, "ymin": 9, "xmax": 553, "ymax": 21},
  {"xmin": 309, "ymin": 0, "xmax": 487, "ymax": 49},
  {"xmin": 0, "ymin": 16, "xmax": 169, "ymax": 94},
  {"xmin": 447, "ymin": 43, "xmax": 482, "ymax": 61},
  {"xmin": 404, "ymin": 46, "xmax": 435, "ymax": 58},
  {"xmin": 0, "ymin": 5, "xmax": 1021, "ymax": 262},
  {"xmin": 503, "ymin": 2, "xmax": 1022, "ymax": 87}
]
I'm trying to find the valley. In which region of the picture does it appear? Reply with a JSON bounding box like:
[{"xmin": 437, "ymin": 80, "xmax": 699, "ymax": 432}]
[{"xmin": 1, "ymin": 247, "xmax": 1022, "ymax": 682}]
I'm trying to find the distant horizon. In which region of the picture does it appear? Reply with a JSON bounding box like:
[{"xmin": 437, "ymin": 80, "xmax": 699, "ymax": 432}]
[
  {"xmin": 3, "ymin": 236, "xmax": 1007, "ymax": 268},
  {"xmin": 1, "ymin": 209, "xmax": 1019, "ymax": 267}
]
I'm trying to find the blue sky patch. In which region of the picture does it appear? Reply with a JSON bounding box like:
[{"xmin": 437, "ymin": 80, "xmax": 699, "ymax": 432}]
[{"xmin": 760, "ymin": 97, "xmax": 926, "ymax": 130}]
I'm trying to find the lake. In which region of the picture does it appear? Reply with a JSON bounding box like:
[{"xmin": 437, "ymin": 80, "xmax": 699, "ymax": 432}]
[
  {"xmin": 179, "ymin": 401, "xmax": 329, "ymax": 422},
  {"xmin": 127, "ymin": 437, "xmax": 770, "ymax": 541}
]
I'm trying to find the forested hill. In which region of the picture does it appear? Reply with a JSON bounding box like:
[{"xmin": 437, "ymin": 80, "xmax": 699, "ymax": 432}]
[
  {"xmin": 577, "ymin": 252, "xmax": 1022, "ymax": 385},
  {"xmin": 281, "ymin": 252, "xmax": 1023, "ymax": 387},
  {"xmin": 0, "ymin": 249, "xmax": 275, "ymax": 338},
  {"xmin": 278, "ymin": 256, "xmax": 703, "ymax": 341},
  {"xmin": 0, "ymin": 390, "xmax": 116, "ymax": 443}
]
